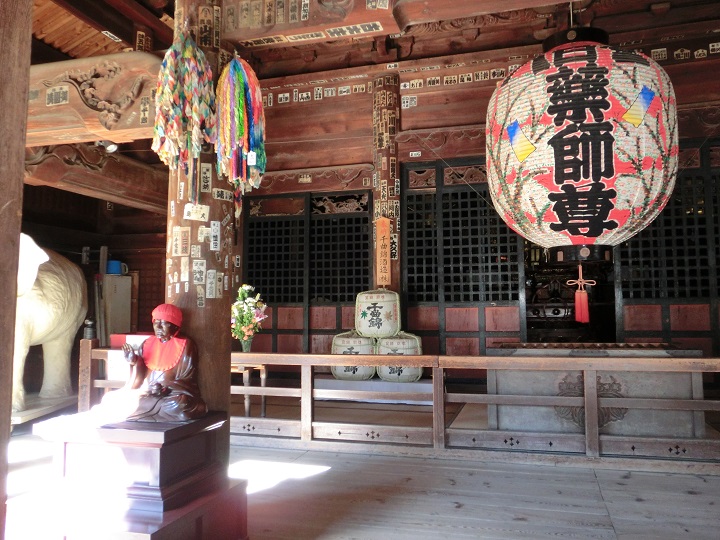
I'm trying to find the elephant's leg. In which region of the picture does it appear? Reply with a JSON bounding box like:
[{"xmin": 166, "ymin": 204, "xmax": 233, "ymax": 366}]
[
  {"xmin": 39, "ymin": 334, "xmax": 74, "ymax": 399},
  {"xmin": 12, "ymin": 334, "xmax": 30, "ymax": 412}
]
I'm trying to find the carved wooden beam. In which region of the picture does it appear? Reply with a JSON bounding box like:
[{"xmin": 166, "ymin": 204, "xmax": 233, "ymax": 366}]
[
  {"xmin": 392, "ymin": 0, "xmax": 567, "ymax": 32},
  {"xmin": 258, "ymin": 163, "xmax": 375, "ymax": 194},
  {"xmin": 25, "ymin": 144, "xmax": 168, "ymax": 214},
  {"xmin": 26, "ymin": 51, "xmax": 158, "ymax": 147},
  {"xmin": 223, "ymin": 0, "xmax": 400, "ymax": 48},
  {"xmin": 397, "ymin": 125, "xmax": 486, "ymax": 162}
]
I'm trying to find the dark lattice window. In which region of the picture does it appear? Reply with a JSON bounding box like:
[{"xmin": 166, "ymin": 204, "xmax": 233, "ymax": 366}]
[
  {"xmin": 246, "ymin": 217, "xmax": 306, "ymax": 304},
  {"xmin": 442, "ymin": 187, "xmax": 519, "ymax": 302},
  {"xmin": 404, "ymin": 161, "xmax": 520, "ymax": 304},
  {"xmin": 245, "ymin": 192, "xmax": 371, "ymax": 304},
  {"xmin": 310, "ymin": 214, "xmax": 371, "ymax": 303},
  {"xmin": 405, "ymin": 191, "xmax": 439, "ymax": 302},
  {"xmin": 620, "ymin": 160, "xmax": 714, "ymax": 299}
]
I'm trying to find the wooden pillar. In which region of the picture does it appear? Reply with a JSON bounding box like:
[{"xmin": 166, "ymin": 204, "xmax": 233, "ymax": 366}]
[
  {"xmin": 0, "ymin": 2, "xmax": 32, "ymax": 537},
  {"xmin": 165, "ymin": 0, "xmax": 231, "ymax": 467},
  {"xmin": 372, "ymin": 74, "xmax": 401, "ymax": 291}
]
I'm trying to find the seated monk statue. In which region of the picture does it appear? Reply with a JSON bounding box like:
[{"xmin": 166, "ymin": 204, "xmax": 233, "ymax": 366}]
[{"xmin": 103, "ymin": 303, "xmax": 207, "ymax": 423}]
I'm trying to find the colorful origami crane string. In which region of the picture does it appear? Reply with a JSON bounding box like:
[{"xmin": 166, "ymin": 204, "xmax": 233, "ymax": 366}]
[
  {"xmin": 215, "ymin": 55, "xmax": 266, "ymax": 216},
  {"xmin": 152, "ymin": 22, "xmax": 216, "ymax": 203}
]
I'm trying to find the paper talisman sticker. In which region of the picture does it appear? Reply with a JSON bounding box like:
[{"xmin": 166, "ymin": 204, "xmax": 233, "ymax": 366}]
[
  {"xmin": 200, "ymin": 163, "xmax": 212, "ymax": 192},
  {"xmin": 216, "ymin": 273, "xmax": 223, "ymax": 297},
  {"xmin": 192, "ymin": 259, "xmax": 206, "ymax": 284},
  {"xmin": 213, "ymin": 188, "xmax": 234, "ymax": 201},
  {"xmin": 206, "ymin": 269, "xmax": 217, "ymax": 299},
  {"xmin": 210, "ymin": 221, "xmax": 221, "ymax": 251},
  {"xmin": 198, "ymin": 227, "xmax": 210, "ymax": 242},
  {"xmin": 196, "ymin": 286, "xmax": 205, "ymax": 308},
  {"xmin": 184, "ymin": 203, "xmax": 210, "ymax": 222},
  {"xmin": 171, "ymin": 227, "xmax": 191, "ymax": 256}
]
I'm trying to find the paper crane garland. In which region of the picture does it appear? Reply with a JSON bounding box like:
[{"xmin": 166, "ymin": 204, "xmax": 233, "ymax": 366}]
[
  {"xmin": 152, "ymin": 24, "xmax": 216, "ymax": 203},
  {"xmin": 215, "ymin": 55, "xmax": 266, "ymax": 216}
]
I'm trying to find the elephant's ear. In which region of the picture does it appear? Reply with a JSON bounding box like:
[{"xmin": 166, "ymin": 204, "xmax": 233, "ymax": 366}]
[{"xmin": 17, "ymin": 233, "xmax": 50, "ymax": 297}]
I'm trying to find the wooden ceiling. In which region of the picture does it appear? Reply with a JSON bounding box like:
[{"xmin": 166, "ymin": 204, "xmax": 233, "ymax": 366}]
[
  {"xmin": 31, "ymin": 0, "xmax": 720, "ymax": 76},
  {"xmin": 26, "ymin": 0, "xmax": 720, "ymax": 214}
]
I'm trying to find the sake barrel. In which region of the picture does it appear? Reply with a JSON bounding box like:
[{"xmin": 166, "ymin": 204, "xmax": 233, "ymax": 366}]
[
  {"xmin": 355, "ymin": 289, "xmax": 401, "ymax": 338},
  {"xmin": 330, "ymin": 330, "xmax": 377, "ymax": 381},
  {"xmin": 377, "ymin": 332, "xmax": 423, "ymax": 383}
]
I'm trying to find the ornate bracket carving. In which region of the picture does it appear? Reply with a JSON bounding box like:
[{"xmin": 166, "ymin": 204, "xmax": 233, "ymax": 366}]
[
  {"xmin": 25, "ymin": 144, "xmax": 119, "ymax": 173},
  {"xmin": 42, "ymin": 60, "xmax": 145, "ymax": 130}
]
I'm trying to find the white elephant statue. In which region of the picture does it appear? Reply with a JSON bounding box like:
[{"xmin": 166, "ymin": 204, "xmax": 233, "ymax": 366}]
[{"xmin": 13, "ymin": 233, "xmax": 88, "ymax": 412}]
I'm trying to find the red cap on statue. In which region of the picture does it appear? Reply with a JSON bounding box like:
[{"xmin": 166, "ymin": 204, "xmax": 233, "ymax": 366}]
[{"xmin": 152, "ymin": 304, "xmax": 183, "ymax": 327}]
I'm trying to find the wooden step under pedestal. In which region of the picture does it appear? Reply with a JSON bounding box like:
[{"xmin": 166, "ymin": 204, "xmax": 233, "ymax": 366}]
[{"xmin": 7, "ymin": 478, "xmax": 248, "ymax": 540}]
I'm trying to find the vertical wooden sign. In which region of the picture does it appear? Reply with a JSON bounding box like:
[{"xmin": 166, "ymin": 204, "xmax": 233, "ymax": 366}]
[{"xmin": 376, "ymin": 216, "xmax": 391, "ymax": 286}]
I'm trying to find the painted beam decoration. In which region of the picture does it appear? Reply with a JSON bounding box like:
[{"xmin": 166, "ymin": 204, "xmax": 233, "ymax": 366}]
[{"xmin": 485, "ymin": 38, "xmax": 678, "ymax": 254}]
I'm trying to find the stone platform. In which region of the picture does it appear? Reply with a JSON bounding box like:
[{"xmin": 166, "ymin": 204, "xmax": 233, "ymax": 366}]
[{"xmin": 487, "ymin": 344, "xmax": 706, "ymax": 438}]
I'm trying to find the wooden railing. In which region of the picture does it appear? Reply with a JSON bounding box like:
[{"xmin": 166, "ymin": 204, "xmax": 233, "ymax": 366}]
[{"xmin": 78, "ymin": 340, "xmax": 720, "ymax": 473}]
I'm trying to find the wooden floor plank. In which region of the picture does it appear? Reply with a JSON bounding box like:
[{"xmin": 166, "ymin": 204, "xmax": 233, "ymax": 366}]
[
  {"xmin": 226, "ymin": 446, "xmax": 720, "ymax": 539},
  {"xmin": 8, "ymin": 427, "xmax": 720, "ymax": 540}
]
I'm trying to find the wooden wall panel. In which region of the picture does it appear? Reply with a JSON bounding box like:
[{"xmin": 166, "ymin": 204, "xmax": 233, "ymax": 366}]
[
  {"xmin": 266, "ymin": 139, "xmax": 373, "ymax": 170},
  {"xmin": 265, "ymin": 93, "xmax": 373, "ymax": 170},
  {"xmin": 446, "ymin": 337, "xmax": 480, "ymax": 356},
  {"xmin": 342, "ymin": 306, "xmax": 355, "ymax": 329},
  {"xmin": 310, "ymin": 333, "xmax": 334, "ymax": 354},
  {"xmin": 277, "ymin": 306, "xmax": 305, "ymax": 330},
  {"xmin": 445, "ymin": 308, "xmax": 480, "ymax": 332},
  {"xmin": 485, "ymin": 306, "xmax": 520, "ymax": 332},
  {"xmin": 624, "ymin": 305, "xmax": 663, "ymax": 332},
  {"xmin": 400, "ymin": 86, "xmax": 492, "ymax": 131},
  {"xmin": 309, "ymin": 306, "xmax": 337, "ymax": 329},
  {"xmin": 670, "ymin": 304, "xmax": 711, "ymax": 332},
  {"xmin": 407, "ymin": 306, "xmax": 440, "ymax": 331}
]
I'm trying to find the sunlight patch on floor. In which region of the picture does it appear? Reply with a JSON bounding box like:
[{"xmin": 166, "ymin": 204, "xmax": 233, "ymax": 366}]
[{"xmin": 228, "ymin": 459, "xmax": 330, "ymax": 494}]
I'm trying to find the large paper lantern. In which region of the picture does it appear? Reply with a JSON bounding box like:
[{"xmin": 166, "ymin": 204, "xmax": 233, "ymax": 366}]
[{"xmin": 486, "ymin": 29, "xmax": 678, "ymax": 263}]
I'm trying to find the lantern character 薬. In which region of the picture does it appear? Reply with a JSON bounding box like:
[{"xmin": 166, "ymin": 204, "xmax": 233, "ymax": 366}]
[
  {"xmin": 485, "ymin": 29, "xmax": 678, "ymax": 264},
  {"xmin": 485, "ymin": 29, "xmax": 679, "ymax": 322}
]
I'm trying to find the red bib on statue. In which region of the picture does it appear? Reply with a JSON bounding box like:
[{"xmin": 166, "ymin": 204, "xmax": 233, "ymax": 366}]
[{"xmin": 143, "ymin": 336, "xmax": 186, "ymax": 371}]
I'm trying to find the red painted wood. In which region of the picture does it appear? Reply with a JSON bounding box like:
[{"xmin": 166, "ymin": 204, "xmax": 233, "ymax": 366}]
[
  {"xmin": 624, "ymin": 305, "xmax": 663, "ymax": 332},
  {"xmin": 485, "ymin": 306, "xmax": 520, "ymax": 332},
  {"xmin": 670, "ymin": 304, "xmax": 711, "ymax": 332}
]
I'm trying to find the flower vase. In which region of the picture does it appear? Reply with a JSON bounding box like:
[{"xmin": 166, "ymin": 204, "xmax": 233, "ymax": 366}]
[{"xmin": 241, "ymin": 338, "xmax": 253, "ymax": 352}]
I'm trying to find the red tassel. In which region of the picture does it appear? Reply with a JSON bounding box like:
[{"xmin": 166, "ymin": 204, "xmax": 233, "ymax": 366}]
[
  {"xmin": 575, "ymin": 289, "xmax": 589, "ymax": 323},
  {"xmin": 567, "ymin": 264, "xmax": 595, "ymax": 324}
]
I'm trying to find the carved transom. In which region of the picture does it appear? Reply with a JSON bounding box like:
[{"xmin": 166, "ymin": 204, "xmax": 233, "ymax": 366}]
[{"xmin": 444, "ymin": 165, "xmax": 487, "ymax": 186}]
